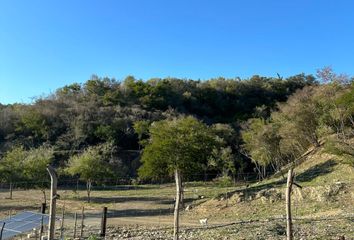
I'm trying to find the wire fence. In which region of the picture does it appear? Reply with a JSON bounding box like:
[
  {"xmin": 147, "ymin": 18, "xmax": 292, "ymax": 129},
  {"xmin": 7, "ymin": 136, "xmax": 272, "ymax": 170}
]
[{"xmin": 0, "ymin": 174, "xmax": 353, "ymax": 240}]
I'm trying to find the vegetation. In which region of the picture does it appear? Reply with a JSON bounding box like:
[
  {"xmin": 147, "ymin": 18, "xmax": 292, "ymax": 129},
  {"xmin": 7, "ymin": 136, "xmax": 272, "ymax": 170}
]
[
  {"xmin": 241, "ymin": 68, "xmax": 354, "ymax": 179},
  {"xmin": 0, "ymin": 73, "xmax": 316, "ymax": 182},
  {"xmin": 138, "ymin": 116, "xmax": 217, "ymax": 180},
  {"xmin": 0, "ymin": 68, "xmax": 352, "ymax": 189},
  {"xmin": 0, "ymin": 145, "xmax": 53, "ymax": 199},
  {"xmin": 66, "ymin": 143, "xmax": 114, "ymax": 202},
  {"xmin": 137, "ymin": 116, "xmax": 218, "ymax": 239}
]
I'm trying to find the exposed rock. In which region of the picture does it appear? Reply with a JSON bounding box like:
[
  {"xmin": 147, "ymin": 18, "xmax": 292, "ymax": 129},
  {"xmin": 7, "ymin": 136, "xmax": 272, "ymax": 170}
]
[
  {"xmin": 185, "ymin": 205, "xmax": 192, "ymax": 211},
  {"xmin": 256, "ymin": 188, "xmax": 282, "ymax": 202}
]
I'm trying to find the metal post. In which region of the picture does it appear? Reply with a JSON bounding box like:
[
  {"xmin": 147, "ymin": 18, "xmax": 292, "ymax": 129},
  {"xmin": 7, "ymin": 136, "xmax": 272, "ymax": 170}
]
[
  {"xmin": 47, "ymin": 165, "xmax": 58, "ymax": 240},
  {"xmin": 0, "ymin": 222, "xmax": 5, "ymax": 240},
  {"xmin": 100, "ymin": 207, "xmax": 108, "ymax": 237}
]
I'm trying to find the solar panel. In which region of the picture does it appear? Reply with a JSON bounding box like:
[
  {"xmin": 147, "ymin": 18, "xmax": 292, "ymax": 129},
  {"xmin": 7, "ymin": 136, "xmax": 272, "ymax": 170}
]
[{"xmin": 0, "ymin": 211, "xmax": 50, "ymax": 239}]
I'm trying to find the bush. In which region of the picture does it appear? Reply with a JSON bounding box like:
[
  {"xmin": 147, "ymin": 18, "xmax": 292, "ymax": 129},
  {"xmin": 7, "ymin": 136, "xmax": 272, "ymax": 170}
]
[{"xmin": 213, "ymin": 175, "xmax": 234, "ymax": 187}]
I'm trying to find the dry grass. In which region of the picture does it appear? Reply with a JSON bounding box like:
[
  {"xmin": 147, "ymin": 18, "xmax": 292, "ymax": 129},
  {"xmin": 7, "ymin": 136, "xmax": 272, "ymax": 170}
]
[{"xmin": 0, "ymin": 147, "xmax": 353, "ymax": 239}]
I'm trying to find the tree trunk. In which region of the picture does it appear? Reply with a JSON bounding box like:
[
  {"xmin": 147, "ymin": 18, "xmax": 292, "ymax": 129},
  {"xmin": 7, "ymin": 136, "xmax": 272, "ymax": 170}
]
[
  {"xmin": 254, "ymin": 163, "xmax": 263, "ymax": 181},
  {"xmin": 173, "ymin": 169, "xmax": 182, "ymax": 240},
  {"xmin": 9, "ymin": 182, "xmax": 13, "ymax": 199},
  {"xmin": 180, "ymin": 175, "xmax": 184, "ymax": 209},
  {"xmin": 87, "ymin": 180, "xmax": 92, "ymax": 203}
]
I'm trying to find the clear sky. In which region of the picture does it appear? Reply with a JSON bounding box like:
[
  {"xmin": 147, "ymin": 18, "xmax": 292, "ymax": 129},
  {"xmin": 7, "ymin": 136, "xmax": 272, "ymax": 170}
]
[{"xmin": 1, "ymin": 0, "xmax": 353, "ymax": 104}]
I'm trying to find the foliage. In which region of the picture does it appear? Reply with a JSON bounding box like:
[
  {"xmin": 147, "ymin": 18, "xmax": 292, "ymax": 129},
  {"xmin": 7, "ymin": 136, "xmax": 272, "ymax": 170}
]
[
  {"xmin": 0, "ymin": 145, "xmax": 54, "ymax": 183},
  {"xmin": 66, "ymin": 143, "xmax": 114, "ymax": 183},
  {"xmin": 324, "ymin": 138, "xmax": 354, "ymax": 166},
  {"xmin": 207, "ymin": 124, "xmax": 238, "ymax": 176},
  {"xmin": 138, "ymin": 116, "xmax": 217, "ymax": 180},
  {"xmin": 241, "ymin": 68, "xmax": 353, "ymax": 177},
  {"xmin": 0, "ymin": 146, "xmax": 26, "ymax": 183},
  {"xmin": 213, "ymin": 175, "xmax": 234, "ymax": 187},
  {"xmin": 242, "ymin": 119, "xmax": 281, "ymax": 167},
  {"xmin": 23, "ymin": 146, "xmax": 54, "ymax": 186},
  {"xmin": 209, "ymin": 146, "xmax": 236, "ymax": 176},
  {"xmin": 0, "ymin": 73, "xmax": 316, "ymax": 182}
]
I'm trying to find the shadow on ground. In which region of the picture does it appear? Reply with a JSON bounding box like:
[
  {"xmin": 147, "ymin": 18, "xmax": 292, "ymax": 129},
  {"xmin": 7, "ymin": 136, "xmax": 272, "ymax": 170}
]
[
  {"xmin": 81, "ymin": 208, "xmax": 173, "ymax": 218},
  {"xmin": 223, "ymin": 159, "xmax": 337, "ymax": 201},
  {"xmin": 295, "ymin": 159, "xmax": 337, "ymax": 182},
  {"xmin": 71, "ymin": 196, "xmax": 196, "ymax": 205}
]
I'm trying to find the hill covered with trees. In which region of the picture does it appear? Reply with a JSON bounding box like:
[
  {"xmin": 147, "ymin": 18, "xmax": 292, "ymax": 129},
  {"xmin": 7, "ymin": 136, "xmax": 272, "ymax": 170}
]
[{"xmin": 0, "ymin": 68, "xmax": 352, "ymax": 185}]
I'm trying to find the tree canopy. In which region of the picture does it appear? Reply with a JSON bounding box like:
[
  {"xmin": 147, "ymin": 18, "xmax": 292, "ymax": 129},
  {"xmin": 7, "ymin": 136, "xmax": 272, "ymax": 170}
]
[
  {"xmin": 138, "ymin": 116, "xmax": 217, "ymax": 180},
  {"xmin": 0, "ymin": 72, "xmax": 327, "ymax": 183}
]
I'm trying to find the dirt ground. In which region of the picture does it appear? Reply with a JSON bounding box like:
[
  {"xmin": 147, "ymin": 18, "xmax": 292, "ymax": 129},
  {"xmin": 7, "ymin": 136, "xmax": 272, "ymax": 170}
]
[{"xmin": 1, "ymin": 180, "xmax": 353, "ymax": 240}]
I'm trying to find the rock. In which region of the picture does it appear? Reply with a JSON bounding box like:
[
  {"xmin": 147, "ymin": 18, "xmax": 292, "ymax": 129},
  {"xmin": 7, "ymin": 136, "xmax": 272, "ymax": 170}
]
[
  {"xmin": 322, "ymin": 182, "xmax": 346, "ymax": 200},
  {"xmin": 185, "ymin": 205, "xmax": 192, "ymax": 211},
  {"xmin": 255, "ymin": 188, "xmax": 282, "ymax": 202}
]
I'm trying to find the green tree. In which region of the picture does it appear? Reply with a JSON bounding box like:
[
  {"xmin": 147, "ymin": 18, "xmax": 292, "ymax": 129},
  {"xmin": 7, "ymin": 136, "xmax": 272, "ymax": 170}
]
[
  {"xmin": 209, "ymin": 146, "xmax": 236, "ymax": 177},
  {"xmin": 14, "ymin": 106, "xmax": 50, "ymax": 146},
  {"xmin": 138, "ymin": 116, "xmax": 216, "ymax": 240},
  {"xmin": 23, "ymin": 146, "xmax": 54, "ymax": 203},
  {"xmin": 66, "ymin": 143, "xmax": 113, "ymax": 202},
  {"xmin": 23, "ymin": 146, "xmax": 54, "ymax": 182},
  {"xmin": 208, "ymin": 124, "xmax": 237, "ymax": 179},
  {"xmin": 0, "ymin": 146, "xmax": 26, "ymax": 199},
  {"xmin": 241, "ymin": 118, "xmax": 282, "ymax": 179}
]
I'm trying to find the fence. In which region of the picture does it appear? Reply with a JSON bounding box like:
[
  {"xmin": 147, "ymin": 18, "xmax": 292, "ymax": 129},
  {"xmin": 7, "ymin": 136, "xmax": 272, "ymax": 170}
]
[{"xmin": 0, "ymin": 173, "xmax": 353, "ymax": 240}]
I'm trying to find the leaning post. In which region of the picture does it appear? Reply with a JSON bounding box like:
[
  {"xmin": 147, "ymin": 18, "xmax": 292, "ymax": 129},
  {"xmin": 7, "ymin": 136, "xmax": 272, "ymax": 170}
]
[
  {"xmin": 47, "ymin": 165, "xmax": 58, "ymax": 240},
  {"xmin": 0, "ymin": 222, "xmax": 5, "ymax": 240}
]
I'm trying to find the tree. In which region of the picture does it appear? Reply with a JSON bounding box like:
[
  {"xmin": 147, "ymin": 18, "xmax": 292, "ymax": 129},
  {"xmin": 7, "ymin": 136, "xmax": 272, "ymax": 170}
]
[
  {"xmin": 208, "ymin": 124, "xmax": 237, "ymax": 179},
  {"xmin": 23, "ymin": 146, "xmax": 54, "ymax": 203},
  {"xmin": 270, "ymin": 86, "xmax": 321, "ymax": 164},
  {"xmin": 241, "ymin": 118, "xmax": 282, "ymax": 179},
  {"xmin": 66, "ymin": 143, "xmax": 113, "ymax": 202},
  {"xmin": 133, "ymin": 120, "xmax": 151, "ymax": 149},
  {"xmin": 209, "ymin": 146, "xmax": 236, "ymax": 177},
  {"xmin": 23, "ymin": 146, "xmax": 54, "ymax": 182},
  {"xmin": 0, "ymin": 73, "xmax": 316, "ymax": 181},
  {"xmin": 0, "ymin": 146, "xmax": 26, "ymax": 199},
  {"xmin": 15, "ymin": 107, "xmax": 49, "ymax": 144},
  {"xmin": 138, "ymin": 116, "xmax": 216, "ymax": 240}
]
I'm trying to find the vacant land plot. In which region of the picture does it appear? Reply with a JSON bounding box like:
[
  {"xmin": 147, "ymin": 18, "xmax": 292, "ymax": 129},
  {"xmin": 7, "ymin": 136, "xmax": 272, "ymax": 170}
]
[{"xmin": 1, "ymin": 152, "xmax": 353, "ymax": 239}]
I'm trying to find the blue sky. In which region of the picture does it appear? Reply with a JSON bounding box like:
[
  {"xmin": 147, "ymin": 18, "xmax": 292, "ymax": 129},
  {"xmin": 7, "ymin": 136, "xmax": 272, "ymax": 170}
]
[{"xmin": 1, "ymin": 0, "xmax": 353, "ymax": 104}]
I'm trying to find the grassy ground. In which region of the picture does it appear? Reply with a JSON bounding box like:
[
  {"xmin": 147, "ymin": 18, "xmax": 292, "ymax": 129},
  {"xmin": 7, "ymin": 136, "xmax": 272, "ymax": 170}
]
[{"xmin": 0, "ymin": 147, "xmax": 353, "ymax": 239}]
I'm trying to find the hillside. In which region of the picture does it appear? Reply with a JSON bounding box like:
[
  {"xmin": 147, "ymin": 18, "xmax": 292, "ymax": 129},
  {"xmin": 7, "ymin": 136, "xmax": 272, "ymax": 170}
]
[{"xmin": 180, "ymin": 143, "xmax": 354, "ymax": 239}]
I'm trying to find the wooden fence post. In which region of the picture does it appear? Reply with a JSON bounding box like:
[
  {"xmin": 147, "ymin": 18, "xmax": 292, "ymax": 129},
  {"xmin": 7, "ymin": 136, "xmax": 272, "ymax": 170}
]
[
  {"xmin": 100, "ymin": 207, "xmax": 108, "ymax": 237},
  {"xmin": 47, "ymin": 165, "xmax": 58, "ymax": 240},
  {"xmin": 41, "ymin": 203, "xmax": 46, "ymax": 214},
  {"xmin": 286, "ymin": 168, "xmax": 294, "ymax": 240},
  {"xmin": 173, "ymin": 169, "xmax": 182, "ymax": 240},
  {"xmin": 60, "ymin": 206, "xmax": 65, "ymax": 240},
  {"xmin": 73, "ymin": 212, "xmax": 78, "ymax": 239},
  {"xmin": 80, "ymin": 207, "xmax": 85, "ymax": 239}
]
